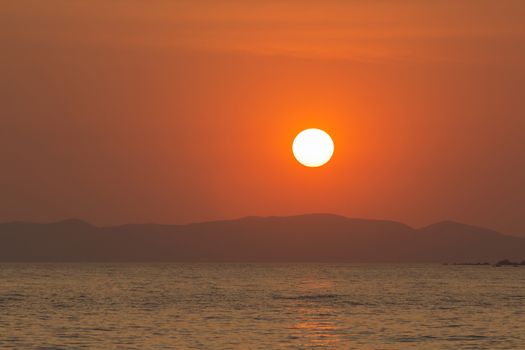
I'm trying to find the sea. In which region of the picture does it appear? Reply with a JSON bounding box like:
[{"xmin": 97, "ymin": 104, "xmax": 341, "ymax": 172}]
[{"xmin": 0, "ymin": 264, "xmax": 524, "ymax": 349}]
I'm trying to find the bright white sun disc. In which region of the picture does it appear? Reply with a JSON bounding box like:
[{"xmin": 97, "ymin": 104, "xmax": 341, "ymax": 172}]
[{"xmin": 292, "ymin": 128, "xmax": 334, "ymax": 167}]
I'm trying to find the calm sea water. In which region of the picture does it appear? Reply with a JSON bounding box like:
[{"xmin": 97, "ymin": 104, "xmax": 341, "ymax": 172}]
[{"xmin": 0, "ymin": 264, "xmax": 524, "ymax": 349}]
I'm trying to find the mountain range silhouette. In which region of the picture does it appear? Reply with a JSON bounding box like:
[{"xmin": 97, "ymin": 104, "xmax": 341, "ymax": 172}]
[{"xmin": 0, "ymin": 214, "xmax": 523, "ymax": 262}]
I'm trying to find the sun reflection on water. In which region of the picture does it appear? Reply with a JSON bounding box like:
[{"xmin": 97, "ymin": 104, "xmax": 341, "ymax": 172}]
[
  {"xmin": 285, "ymin": 277, "xmax": 344, "ymax": 348},
  {"xmin": 291, "ymin": 307, "xmax": 342, "ymax": 348}
]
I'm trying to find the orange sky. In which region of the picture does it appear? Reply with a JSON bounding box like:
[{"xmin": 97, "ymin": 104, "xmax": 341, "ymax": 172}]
[{"xmin": 1, "ymin": 1, "xmax": 524, "ymax": 235}]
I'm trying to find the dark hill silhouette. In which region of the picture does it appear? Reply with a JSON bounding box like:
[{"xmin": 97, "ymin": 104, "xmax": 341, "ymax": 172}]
[{"xmin": 0, "ymin": 214, "xmax": 523, "ymax": 262}]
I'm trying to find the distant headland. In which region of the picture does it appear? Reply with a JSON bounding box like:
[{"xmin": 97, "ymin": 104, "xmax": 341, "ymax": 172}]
[{"xmin": 0, "ymin": 214, "xmax": 524, "ymax": 263}]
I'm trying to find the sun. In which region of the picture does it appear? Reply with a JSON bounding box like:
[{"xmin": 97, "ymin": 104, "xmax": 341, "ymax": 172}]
[{"xmin": 292, "ymin": 128, "xmax": 334, "ymax": 167}]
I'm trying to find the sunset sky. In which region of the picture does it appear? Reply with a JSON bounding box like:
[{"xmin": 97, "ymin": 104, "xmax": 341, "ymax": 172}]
[{"xmin": 1, "ymin": 1, "xmax": 524, "ymax": 235}]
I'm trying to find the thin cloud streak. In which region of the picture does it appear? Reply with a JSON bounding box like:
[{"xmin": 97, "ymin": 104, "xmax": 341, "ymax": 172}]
[{"xmin": 2, "ymin": 1, "xmax": 524, "ymax": 63}]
